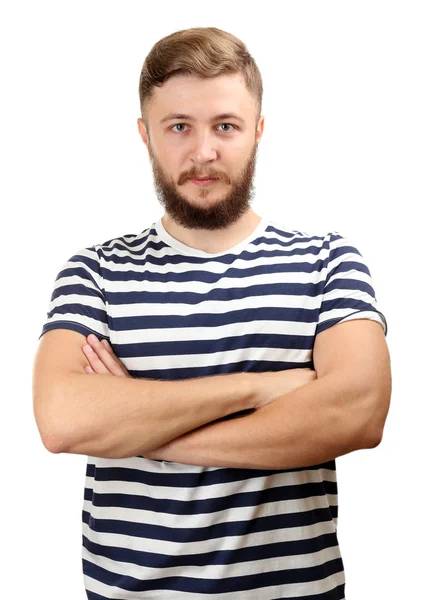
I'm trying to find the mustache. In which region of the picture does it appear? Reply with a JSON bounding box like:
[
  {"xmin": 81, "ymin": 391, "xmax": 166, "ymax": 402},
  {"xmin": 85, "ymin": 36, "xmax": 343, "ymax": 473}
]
[{"xmin": 179, "ymin": 171, "xmax": 231, "ymax": 185}]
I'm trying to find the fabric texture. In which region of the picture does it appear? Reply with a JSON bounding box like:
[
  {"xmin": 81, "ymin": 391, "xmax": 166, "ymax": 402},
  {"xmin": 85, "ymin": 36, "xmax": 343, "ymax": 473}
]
[{"xmin": 39, "ymin": 217, "xmax": 387, "ymax": 599}]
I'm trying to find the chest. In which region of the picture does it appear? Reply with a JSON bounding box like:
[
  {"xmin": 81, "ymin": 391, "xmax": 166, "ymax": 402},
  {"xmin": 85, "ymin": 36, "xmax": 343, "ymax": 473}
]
[{"xmin": 105, "ymin": 258, "xmax": 323, "ymax": 379}]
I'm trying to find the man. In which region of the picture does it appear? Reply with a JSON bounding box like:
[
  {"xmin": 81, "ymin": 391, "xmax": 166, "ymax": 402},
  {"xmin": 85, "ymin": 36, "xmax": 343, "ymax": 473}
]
[{"xmin": 33, "ymin": 26, "xmax": 391, "ymax": 599}]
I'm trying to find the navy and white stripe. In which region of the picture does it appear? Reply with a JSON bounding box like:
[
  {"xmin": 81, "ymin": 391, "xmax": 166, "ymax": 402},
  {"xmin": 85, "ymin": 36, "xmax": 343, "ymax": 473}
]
[{"xmin": 40, "ymin": 217, "xmax": 387, "ymax": 599}]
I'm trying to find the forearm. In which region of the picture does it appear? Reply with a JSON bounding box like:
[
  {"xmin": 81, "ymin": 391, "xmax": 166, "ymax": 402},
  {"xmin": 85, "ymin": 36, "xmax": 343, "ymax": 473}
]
[
  {"xmin": 147, "ymin": 375, "xmax": 379, "ymax": 469},
  {"xmin": 53, "ymin": 372, "xmax": 255, "ymax": 458}
]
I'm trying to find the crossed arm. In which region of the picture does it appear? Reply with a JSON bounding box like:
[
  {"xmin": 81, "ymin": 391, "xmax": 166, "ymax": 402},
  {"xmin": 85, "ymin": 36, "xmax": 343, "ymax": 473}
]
[{"xmin": 83, "ymin": 319, "xmax": 391, "ymax": 470}]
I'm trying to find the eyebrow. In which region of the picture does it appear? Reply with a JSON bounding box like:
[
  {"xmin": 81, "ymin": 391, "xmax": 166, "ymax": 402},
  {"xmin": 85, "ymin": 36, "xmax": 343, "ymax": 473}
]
[{"xmin": 160, "ymin": 112, "xmax": 246, "ymax": 124}]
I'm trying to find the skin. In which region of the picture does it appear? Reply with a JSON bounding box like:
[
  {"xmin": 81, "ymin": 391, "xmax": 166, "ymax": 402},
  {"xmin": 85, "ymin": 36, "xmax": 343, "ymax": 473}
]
[
  {"xmin": 83, "ymin": 336, "xmax": 130, "ymax": 377},
  {"xmin": 82, "ymin": 71, "xmax": 272, "ymax": 448},
  {"xmin": 80, "ymin": 72, "xmax": 391, "ymax": 467},
  {"xmin": 137, "ymin": 72, "xmax": 265, "ymax": 252},
  {"xmin": 82, "ymin": 70, "xmax": 272, "ymax": 436},
  {"xmin": 82, "ymin": 319, "xmax": 390, "ymax": 468}
]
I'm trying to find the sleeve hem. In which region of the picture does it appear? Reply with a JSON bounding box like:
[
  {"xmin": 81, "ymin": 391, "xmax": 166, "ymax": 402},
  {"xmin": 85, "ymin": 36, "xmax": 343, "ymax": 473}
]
[
  {"xmin": 316, "ymin": 310, "xmax": 388, "ymax": 337},
  {"xmin": 39, "ymin": 321, "xmax": 110, "ymax": 342}
]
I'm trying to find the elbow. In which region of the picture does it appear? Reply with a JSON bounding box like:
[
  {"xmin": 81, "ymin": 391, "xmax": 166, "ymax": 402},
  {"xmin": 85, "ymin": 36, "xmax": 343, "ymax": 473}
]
[
  {"xmin": 338, "ymin": 387, "xmax": 390, "ymax": 454},
  {"xmin": 357, "ymin": 389, "xmax": 390, "ymax": 450},
  {"xmin": 33, "ymin": 404, "xmax": 70, "ymax": 453},
  {"xmin": 40, "ymin": 430, "xmax": 69, "ymax": 454},
  {"xmin": 339, "ymin": 425, "xmax": 383, "ymax": 455},
  {"xmin": 368, "ymin": 388, "xmax": 391, "ymax": 448},
  {"xmin": 35, "ymin": 414, "xmax": 72, "ymax": 454},
  {"xmin": 38, "ymin": 417, "xmax": 89, "ymax": 455},
  {"xmin": 363, "ymin": 428, "xmax": 384, "ymax": 449},
  {"xmin": 33, "ymin": 392, "xmax": 73, "ymax": 455},
  {"xmin": 366, "ymin": 369, "xmax": 392, "ymax": 449}
]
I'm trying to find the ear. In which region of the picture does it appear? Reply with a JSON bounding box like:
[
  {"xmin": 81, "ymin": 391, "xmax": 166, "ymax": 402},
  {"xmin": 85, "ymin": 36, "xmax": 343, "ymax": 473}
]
[
  {"xmin": 255, "ymin": 115, "xmax": 265, "ymax": 144},
  {"xmin": 137, "ymin": 118, "xmax": 149, "ymax": 147}
]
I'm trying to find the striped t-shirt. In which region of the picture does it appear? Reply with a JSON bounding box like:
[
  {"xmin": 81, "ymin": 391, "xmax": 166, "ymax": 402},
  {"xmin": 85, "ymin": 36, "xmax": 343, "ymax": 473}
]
[{"xmin": 39, "ymin": 216, "xmax": 387, "ymax": 599}]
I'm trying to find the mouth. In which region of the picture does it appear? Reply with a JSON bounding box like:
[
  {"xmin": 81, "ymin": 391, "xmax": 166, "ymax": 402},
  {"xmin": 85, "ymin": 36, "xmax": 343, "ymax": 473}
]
[{"xmin": 191, "ymin": 177, "xmax": 218, "ymax": 187}]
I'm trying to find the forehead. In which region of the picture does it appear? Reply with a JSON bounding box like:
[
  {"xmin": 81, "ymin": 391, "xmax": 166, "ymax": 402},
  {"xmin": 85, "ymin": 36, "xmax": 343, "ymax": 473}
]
[{"xmin": 149, "ymin": 73, "xmax": 255, "ymax": 121}]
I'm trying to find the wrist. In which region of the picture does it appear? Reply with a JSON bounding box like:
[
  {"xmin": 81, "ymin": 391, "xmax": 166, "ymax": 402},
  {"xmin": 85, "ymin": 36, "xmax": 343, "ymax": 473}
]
[{"xmin": 232, "ymin": 372, "xmax": 259, "ymax": 411}]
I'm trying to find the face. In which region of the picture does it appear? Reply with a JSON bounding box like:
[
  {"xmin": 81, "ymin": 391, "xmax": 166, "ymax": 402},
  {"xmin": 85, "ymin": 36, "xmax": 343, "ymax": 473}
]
[{"xmin": 137, "ymin": 73, "xmax": 264, "ymax": 230}]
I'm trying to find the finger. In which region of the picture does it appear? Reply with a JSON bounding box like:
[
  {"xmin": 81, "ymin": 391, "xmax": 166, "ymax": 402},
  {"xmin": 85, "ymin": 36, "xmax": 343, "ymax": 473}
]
[
  {"xmin": 86, "ymin": 335, "xmax": 128, "ymax": 377},
  {"xmin": 85, "ymin": 365, "xmax": 94, "ymax": 374},
  {"xmin": 100, "ymin": 339, "xmax": 131, "ymax": 377},
  {"xmin": 83, "ymin": 344, "xmax": 111, "ymax": 375},
  {"xmin": 100, "ymin": 338, "xmax": 114, "ymax": 356}
]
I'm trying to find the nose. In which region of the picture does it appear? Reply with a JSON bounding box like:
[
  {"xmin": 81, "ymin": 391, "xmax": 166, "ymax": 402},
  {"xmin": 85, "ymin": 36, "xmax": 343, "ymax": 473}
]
[{"xmin": 190, "ymin": 131, "xmax": 218, "ymax": 165}]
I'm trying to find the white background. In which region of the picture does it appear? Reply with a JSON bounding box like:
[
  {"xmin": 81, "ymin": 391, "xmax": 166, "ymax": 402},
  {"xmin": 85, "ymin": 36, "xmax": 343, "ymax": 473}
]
[{"xmin": 1, "ymin": 1, "xmax": 422, "ymax": 598}]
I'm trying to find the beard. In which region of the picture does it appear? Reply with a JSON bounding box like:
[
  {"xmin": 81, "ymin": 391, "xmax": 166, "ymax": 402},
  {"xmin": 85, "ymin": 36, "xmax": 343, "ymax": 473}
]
[{"xmin": 147, "ymin": 142, "xmax": 258, "ymax": 230}]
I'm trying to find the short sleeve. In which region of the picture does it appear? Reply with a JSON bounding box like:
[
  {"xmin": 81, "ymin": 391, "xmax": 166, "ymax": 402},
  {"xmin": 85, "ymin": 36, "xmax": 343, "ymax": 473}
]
[
  {"xmin": 39, "ymin": 246, "xmax": 110, "ymax": 342},
  {"xmin": 316, "ymin": 232, "xmax": 388, "ymax": 337}
]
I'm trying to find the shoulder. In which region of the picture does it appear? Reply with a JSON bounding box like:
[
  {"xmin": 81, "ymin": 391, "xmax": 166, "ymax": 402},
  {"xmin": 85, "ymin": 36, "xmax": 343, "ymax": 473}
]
[
  {"xmin": 265, "ymin": 220, "xmax": 346, "ymax": 253},
  {"xmin": 95, "ymin": 224, "xmax": 153, "ymax": 256}
]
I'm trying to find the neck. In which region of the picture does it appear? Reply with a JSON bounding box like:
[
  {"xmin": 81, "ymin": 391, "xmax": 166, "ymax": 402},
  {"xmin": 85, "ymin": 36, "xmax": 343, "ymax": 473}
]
[{"xmin": 161, "ymin": 208, "xmax": 262, "ymax": 255}]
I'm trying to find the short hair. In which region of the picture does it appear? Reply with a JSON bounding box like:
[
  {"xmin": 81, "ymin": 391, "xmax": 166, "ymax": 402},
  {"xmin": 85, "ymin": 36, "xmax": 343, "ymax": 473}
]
[{"xmin": 139, "ymin": 27, "xmax": 263, "ymax": 128}]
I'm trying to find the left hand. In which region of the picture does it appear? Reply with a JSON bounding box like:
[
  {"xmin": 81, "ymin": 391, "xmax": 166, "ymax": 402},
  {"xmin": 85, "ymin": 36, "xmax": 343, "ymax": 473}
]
[{"xmin": 82, "ymin": 334, "xmax": 131, "ymax": 378}]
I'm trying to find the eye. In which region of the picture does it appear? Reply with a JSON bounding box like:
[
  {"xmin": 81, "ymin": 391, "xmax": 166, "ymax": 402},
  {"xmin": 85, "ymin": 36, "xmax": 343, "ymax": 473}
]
[
  {"xmin": 217, "ymin": 123, "xmax": 236, "ymax": 132},
  {"xmin": 170, "ymin": 123, "xmax": 237, "ymax": 133},
  {"xmin": 171, "ymin": 123, "xmax": 188, "ymax": 133}
]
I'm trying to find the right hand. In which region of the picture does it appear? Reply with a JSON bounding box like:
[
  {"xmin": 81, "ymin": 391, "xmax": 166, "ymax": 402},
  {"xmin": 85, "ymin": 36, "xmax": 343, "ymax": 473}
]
[{"xmin": 251, "ymin": 368, "xmax": 317, "ymax": 410}]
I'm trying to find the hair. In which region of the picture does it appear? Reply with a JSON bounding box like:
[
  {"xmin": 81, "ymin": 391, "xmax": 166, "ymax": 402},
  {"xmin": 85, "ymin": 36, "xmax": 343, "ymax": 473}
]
[{"xmin": 138, "ymin": 27, "xmax": 263, "ymax": 130}]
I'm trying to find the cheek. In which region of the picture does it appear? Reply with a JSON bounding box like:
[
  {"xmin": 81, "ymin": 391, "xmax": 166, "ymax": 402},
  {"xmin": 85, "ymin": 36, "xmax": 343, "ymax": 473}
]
[
  {"xmin": 151, "ymin": 145, "xmax": 178, "ymax": 176},
  {"xmin": 158, "ymin": 138, "xmax": 181, "ymax": 162},
  {"xmin": 224, "ymin": 147, "xmax": 248, "ymax": 172},
  {"xmin": 225, "ymin": 137, "xmax": 251, "ymax": 161}
]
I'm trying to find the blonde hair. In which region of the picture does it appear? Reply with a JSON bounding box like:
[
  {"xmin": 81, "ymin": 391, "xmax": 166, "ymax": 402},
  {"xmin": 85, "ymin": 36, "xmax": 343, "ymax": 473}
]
[{"xmin": 139, "ymin": 27, "xmax": 263, "ymax": 128}]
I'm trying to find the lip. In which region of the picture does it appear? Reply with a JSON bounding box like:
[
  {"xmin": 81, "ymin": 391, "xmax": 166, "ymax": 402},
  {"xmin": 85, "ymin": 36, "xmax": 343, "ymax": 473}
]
[{"xmin": 191, "ymin": 178, "xmax": 217, "ymax": 186}]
